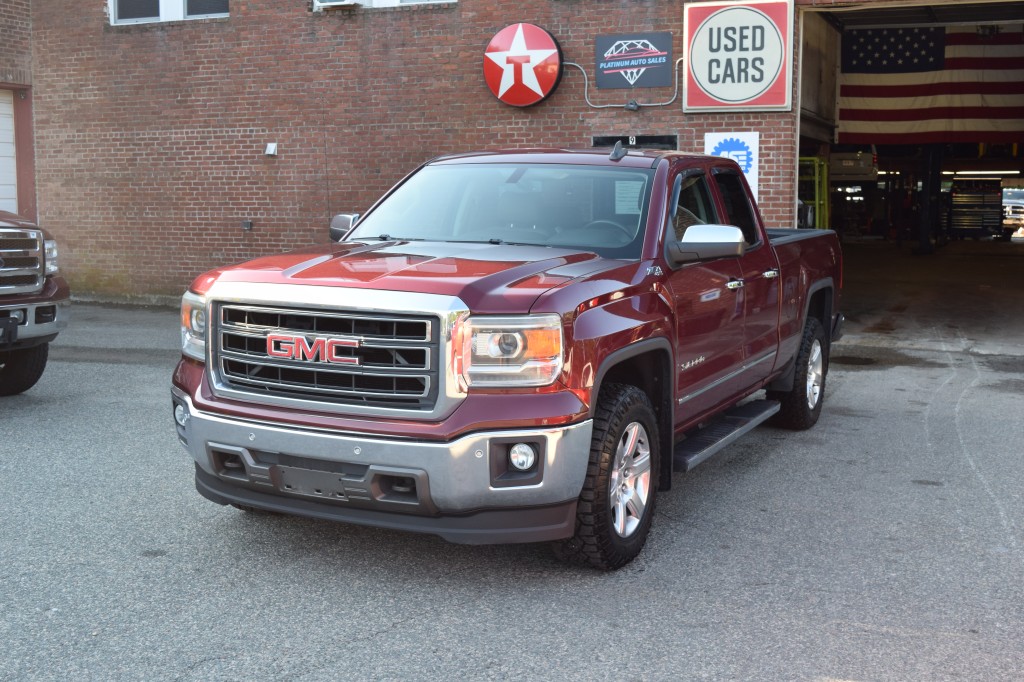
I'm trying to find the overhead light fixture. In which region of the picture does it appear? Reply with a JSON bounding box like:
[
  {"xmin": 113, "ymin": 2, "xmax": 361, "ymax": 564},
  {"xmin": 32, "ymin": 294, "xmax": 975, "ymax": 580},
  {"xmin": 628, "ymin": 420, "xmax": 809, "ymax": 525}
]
[
  {"xmin": 624, "ymin": 99, "xmax": 641, "ymax": 112},
  {"xmin": 943, "ymin": 170, "xmax": 1020, "ymax": 177}
]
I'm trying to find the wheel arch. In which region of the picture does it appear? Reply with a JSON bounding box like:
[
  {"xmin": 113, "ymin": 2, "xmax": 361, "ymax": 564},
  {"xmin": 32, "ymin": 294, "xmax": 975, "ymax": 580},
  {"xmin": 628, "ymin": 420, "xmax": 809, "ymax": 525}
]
[
  {"xmin": 768, "ymin": 278, "xmax": 834, "ymax": 393},
  {"xmin": 591, "ymin": 337, "xmax": 674, "ymax": 491}
]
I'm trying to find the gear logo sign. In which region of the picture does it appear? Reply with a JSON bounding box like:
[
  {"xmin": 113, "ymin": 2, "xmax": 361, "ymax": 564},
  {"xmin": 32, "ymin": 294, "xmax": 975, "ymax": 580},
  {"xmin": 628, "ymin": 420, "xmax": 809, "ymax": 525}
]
[{"xmin": 711, "ymin": 137, "xmax": 753, "ymax": 173}]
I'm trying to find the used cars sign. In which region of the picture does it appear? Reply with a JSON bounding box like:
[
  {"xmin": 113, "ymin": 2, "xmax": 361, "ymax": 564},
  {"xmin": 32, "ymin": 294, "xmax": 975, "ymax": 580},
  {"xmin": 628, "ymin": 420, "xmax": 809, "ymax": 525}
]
[{"xmin": 684, "ymin": 0, "xmax": 793, "ymax": 111}]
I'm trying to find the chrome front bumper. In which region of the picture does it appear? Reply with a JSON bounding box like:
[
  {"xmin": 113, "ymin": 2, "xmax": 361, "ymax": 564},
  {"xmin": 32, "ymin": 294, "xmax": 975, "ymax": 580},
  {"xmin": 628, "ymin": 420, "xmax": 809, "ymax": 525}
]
[
  {"xmin": 0, "ymin": 298, "xmax": 69, "ymax": 346},
  {"xmin": 172, "ymin": 389, "xmax": 593, "ymax": 543}
]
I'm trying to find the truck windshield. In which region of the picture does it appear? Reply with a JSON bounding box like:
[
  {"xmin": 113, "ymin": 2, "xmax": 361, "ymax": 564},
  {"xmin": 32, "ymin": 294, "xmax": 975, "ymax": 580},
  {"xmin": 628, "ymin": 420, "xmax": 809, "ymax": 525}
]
[{"xmin": 347, "ymin": 163, "xmax": 655, "ymax": 259}]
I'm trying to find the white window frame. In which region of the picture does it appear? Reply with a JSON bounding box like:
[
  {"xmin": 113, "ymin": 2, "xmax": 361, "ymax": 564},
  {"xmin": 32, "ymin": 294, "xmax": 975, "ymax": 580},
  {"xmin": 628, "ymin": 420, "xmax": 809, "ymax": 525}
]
[
  {"xmin": 372, "ymin": 0, "xmax": 451, "ymax": 5},
  {"xmin": 109, "ymin": 0, "xmax": 228, "ymax": 25},
  {"xmin": 313, "ymin": 0, "xmax": 451, "ymax": 9}
]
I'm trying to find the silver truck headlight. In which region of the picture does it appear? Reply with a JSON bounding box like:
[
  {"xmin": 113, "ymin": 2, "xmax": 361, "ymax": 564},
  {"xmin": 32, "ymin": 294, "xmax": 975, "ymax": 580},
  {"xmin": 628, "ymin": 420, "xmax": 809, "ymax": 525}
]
[
  {"xmin": 456, "ymin": 314, "xmax": 563, "ymax": 388},
  {"xmin": 44, "ymin": 240, "xmax": 60, "ymax": 275},
  {"xmin": 180, "ymin": 291, "xmax": 207, "ymax": 361}
]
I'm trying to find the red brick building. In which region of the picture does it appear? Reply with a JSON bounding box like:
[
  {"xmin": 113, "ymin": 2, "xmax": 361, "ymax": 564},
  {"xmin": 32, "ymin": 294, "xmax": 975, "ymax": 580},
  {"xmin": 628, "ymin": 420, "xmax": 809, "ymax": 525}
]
[
  {"xmin": 5, "ymin": 0, "xmax": 1023, "ymax": 298},
  {"xmin": 0, "ymin": 0, "xmax": 35, "ymax": 222}
]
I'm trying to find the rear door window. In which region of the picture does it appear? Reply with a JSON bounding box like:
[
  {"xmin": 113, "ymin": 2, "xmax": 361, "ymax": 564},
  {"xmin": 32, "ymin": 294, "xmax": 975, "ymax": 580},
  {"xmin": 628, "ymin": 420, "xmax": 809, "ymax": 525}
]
[{"xmin": 713, "ymin": 172, "xmax": 760, "ymax": 245}]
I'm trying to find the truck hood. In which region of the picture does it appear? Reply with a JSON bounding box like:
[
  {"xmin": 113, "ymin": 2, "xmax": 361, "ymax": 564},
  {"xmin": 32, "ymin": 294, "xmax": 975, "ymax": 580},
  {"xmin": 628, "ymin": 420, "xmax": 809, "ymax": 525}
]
[
  {"xmin": 0, "ymin": 211, "xmax": 54, "ymax": 239},
  {"xmin": 208, "ymin": 240, "xmax": 619, "ymax": 313}
]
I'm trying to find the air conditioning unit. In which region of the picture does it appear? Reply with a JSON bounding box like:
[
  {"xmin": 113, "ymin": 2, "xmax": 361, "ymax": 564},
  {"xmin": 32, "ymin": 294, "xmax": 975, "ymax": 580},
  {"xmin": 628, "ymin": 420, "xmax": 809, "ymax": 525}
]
[
  {"xmin": 829, "ymin": 152, "xmax": 878, "ymax": 183},
  {"xmin": 313, "ymin": 0, "xmax": 359, "ymax": 10}
]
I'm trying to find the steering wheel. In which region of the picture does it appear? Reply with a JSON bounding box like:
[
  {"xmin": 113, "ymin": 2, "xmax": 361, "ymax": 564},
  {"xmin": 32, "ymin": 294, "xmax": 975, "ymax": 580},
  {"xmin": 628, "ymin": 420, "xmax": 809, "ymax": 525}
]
[{"xmin": 582, "ymin": 219, "xmax": 633, "ymax": 243}]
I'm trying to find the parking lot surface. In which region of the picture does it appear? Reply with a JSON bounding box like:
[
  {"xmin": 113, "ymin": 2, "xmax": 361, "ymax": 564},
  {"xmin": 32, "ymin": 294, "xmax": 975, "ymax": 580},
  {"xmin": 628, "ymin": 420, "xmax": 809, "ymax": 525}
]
[{"xmin": 2, "ymin": 240, "xmax": 1022, "ymax": 680}]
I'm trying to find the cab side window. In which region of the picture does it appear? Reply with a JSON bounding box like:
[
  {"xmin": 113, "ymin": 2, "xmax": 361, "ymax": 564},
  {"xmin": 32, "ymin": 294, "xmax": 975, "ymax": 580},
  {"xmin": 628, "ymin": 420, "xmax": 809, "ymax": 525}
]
[
  {"xmin": 674, "ymin": 174, "xmax": 715, "ymax": 240},
  {"xmin": 713, "ymin": 172, "xmax": 759, "ymax": 245}
]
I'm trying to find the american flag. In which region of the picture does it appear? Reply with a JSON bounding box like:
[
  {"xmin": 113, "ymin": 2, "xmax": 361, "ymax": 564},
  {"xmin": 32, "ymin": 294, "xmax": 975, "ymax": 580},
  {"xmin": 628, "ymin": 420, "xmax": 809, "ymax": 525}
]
[{"xmin": 838, "ymin": 25, "xmax": 1024, "ymax": 144}]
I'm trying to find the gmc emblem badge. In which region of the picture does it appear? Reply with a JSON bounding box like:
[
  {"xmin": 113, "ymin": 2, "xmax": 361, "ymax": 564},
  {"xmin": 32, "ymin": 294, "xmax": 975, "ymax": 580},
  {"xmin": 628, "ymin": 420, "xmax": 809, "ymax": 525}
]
[{"xmin": 266, "ymin": 334, "xmax": 360, "ymax": 365}]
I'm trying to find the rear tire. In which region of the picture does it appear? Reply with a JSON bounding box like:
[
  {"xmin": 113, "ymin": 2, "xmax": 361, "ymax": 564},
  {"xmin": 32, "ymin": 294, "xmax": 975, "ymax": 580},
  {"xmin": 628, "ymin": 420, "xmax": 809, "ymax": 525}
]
[
  {"xmin": 0, "ymin": 343, "xmax": 49, "ymax": 396},
  {"xmin": 768, "ymin": 318, "xmax": 826, "ymax": 430},
  {"xmin": 554, "ymin": 383, "xmax": 659, "ymax": 570}
]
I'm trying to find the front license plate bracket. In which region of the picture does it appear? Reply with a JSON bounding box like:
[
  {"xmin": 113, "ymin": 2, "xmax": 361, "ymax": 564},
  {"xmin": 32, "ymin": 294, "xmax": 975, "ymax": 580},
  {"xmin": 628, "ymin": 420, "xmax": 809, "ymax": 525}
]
[
  {"xmin": 0, "ymin": 317, "xmax": 18, "ymax": 345},
  {"xmin": 271, "ymin": 465, "xmax": 357, "ymax": 502}
]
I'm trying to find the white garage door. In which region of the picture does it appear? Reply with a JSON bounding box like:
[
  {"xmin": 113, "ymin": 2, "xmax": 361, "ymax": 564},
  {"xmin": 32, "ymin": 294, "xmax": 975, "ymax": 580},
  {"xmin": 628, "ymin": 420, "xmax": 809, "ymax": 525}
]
[{"xmin": 0, "ymin": 90, "xmax": 17, "ymax": 213}]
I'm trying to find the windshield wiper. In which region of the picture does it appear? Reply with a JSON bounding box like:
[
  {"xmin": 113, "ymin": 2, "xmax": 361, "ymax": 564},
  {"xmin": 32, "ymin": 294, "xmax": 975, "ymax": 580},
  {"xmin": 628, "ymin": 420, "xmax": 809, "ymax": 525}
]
[{"xmin": 372, "ymin": 234, "xmax": 426, "ymax": 242}]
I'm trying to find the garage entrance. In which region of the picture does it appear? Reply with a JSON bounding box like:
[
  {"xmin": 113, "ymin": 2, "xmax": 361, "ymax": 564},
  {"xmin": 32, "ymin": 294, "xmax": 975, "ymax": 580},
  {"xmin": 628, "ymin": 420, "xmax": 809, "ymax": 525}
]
[
  {"xmin": 0, "ymin": 89, "xmax": 17, "ymax": 214},
  {"xmin": 798, "ymin": 2, "xmax": 1024, "ymax": 250}
]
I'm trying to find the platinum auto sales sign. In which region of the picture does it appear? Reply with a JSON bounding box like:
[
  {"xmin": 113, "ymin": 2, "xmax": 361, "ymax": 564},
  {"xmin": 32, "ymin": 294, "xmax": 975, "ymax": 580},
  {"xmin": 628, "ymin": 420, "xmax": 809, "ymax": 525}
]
[{"xmin": 684, "ymin": 0, "xmax": 793, "ymax": 111}]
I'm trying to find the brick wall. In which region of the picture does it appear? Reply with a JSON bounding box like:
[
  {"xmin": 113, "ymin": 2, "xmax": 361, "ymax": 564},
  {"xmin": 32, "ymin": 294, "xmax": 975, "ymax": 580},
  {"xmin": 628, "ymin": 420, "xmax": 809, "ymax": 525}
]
[
  {"xmin": 0, "ymin": 0, "xmax": 31, "ymax": 86},
  {"xmin": 31, "ymin": 0, "xmax": 801, "ymax": 297}
]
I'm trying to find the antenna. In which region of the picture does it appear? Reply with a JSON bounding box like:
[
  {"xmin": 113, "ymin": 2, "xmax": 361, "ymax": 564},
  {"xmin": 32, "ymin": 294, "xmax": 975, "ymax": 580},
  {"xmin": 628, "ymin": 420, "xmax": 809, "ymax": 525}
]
[{"xmin": 609, "ymin": 140, "xmax": 627, "ymax": 162}]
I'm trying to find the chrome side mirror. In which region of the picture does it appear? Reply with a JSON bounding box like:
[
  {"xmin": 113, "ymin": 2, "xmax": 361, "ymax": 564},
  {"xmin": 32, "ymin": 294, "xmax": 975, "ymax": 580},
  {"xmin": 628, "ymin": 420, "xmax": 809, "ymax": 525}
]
[{"xmin": 667, "ymin": 224, "xmax": 746, "ymax": 265}]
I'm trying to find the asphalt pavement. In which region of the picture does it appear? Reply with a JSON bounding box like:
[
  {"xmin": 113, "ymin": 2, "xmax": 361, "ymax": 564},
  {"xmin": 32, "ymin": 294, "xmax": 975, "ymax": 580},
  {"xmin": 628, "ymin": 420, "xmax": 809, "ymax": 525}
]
[{"xmin": 1, "ymin": 239, "xmax": 1022, "ymax": 680}]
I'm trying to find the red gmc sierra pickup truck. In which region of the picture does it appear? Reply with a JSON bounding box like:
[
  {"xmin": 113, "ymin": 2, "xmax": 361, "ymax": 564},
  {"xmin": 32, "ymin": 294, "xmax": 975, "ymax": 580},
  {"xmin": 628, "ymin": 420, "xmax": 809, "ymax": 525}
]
[
  {"xmin": 171, "ymin": 146, "xmax": 843, "ymax": 569},
  {"xmin": 1, "ymin": 211, "xmax": 69, "ymax": 396}
]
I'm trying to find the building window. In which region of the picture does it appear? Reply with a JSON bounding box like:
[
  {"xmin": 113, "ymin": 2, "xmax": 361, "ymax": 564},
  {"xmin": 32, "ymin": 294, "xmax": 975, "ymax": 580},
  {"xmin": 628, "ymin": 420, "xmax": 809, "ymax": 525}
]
[{"xmin": 110, "ymin": 0, "xmax": 228, "ymax": 25}]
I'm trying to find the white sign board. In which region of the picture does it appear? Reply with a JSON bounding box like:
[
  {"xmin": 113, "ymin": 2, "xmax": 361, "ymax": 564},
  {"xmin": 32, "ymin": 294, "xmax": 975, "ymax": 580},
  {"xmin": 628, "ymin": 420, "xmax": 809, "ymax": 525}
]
[
  {"xmin": 704, "ymin": 132, "xmax": 760, "ymax": 202},
  {"xmin": 684, "ymin": 0, "xmax": 793, "ymax": 112}
]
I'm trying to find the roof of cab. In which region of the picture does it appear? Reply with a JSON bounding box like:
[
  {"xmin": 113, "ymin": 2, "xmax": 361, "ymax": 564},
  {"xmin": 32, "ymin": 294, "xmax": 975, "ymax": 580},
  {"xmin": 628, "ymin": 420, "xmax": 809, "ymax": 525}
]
[{"xmin": 427, "ymin": 147, "xmax": 680, "ymax": 170}]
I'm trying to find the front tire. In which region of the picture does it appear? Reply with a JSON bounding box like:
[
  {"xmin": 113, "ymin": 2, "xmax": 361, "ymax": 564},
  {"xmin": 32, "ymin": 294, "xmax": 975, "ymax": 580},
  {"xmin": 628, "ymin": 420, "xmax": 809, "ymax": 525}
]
[
  {"xmin": 0, "ymin": 343, "xmax": 49, "ymax": 396},
  {"xmin": 768, "ymin": 318, "xmax": 826, "ymax": 430},
  {"xmin": 554, "ymin": 383, "xmax": 659, "ymax": 570}
]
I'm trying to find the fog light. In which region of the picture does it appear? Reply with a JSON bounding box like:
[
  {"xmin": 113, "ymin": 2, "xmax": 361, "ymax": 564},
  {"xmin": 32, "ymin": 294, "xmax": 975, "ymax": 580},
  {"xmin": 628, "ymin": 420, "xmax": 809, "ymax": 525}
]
[
  {"xmin": 174, "ymin": 403, "xmax": 190, "ymax": 427},
  {"xmin": 508, "ymin": 443, "xmax": 537, "ymax": 471}
]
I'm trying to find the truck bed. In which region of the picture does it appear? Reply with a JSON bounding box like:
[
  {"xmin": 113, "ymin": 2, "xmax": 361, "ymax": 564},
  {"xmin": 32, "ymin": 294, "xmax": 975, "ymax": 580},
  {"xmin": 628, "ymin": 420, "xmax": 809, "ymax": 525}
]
[{"xmin": 766, "ymin": 227, "xmax": 837, "ymax": 245}]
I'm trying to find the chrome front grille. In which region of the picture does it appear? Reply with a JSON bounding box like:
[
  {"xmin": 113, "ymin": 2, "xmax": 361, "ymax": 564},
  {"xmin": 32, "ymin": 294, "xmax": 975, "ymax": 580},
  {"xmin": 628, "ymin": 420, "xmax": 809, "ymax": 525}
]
[
  {"xmin": 214, "ymin": 303, "xmax": 438, "ymax": 411},
  {"xmin": 0, "ymin": 229, "xmax": 44, "ymax": 295}
]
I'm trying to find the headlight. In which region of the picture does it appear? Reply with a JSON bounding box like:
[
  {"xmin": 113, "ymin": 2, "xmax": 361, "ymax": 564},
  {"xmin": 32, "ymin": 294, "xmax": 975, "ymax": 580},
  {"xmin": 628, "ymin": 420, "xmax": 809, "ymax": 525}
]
[
  {"xmin": 180, "ymin": 291, "xmax": 207, "ymax": 361},
  {"xmin": 456, "ymin": 314, "xmax": 563, "ymax": 388},
  {"xmin": 44, "ymin": 240, "xmax": 59, "ymax": 275}
]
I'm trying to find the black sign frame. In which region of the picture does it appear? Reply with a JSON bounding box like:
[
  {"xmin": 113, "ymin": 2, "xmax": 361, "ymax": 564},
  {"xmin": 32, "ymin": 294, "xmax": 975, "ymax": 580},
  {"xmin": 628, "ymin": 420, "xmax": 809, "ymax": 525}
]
[{"xmin": 595, "ymin": 32, "xmax": 674, "ymax": 89}]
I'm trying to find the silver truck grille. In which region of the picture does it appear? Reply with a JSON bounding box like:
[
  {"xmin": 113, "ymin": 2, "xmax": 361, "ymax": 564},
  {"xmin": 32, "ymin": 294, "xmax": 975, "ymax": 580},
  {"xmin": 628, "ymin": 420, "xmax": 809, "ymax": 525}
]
[
  {"xmin": 213, "ymin": 303, "xmax": 438, "ymax": 411},
  {"xmin": 0, "ymin": 229, "xmax": 44, "ymax": 295}
]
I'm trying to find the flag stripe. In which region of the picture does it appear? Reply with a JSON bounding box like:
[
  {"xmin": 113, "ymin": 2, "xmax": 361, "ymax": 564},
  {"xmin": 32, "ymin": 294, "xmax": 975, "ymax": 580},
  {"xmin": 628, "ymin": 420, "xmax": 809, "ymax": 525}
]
[
  {"xmin": 839, "ymin": 93, "xmax": 1024, "ymax": 109},
  {"xmin": 946, "ymin": 44, "xmax": 1024, "ymax": 58},
  {"xmin": 945, "ymin": 31, "xmax": 1024, "ymax": 46},
  {"xmin": 841, "ymin": 106, "xmax": 1023, "ymax": 121},
  {"xmin": 840, "ymin": 69, "xmax": 1024, "ymax": 87},
  {"xmin": 841, "ymin": 81, "xmax": 1024, "ymax": 98},
  {"xmin": 841, "ymin": 117, "xmax": 1024, "ymax": 135},
  {"xmin": 945, "ymin": 56, "xmax": 1024, "ymax": 70},
  {"xmin": 839, "ymin": 131, "xmax": 1024, "ymax": 144}
]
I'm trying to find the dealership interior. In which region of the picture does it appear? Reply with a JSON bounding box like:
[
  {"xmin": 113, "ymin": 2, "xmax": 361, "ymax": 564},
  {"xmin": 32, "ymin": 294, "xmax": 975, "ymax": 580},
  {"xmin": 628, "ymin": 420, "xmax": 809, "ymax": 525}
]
[{"xmin": 797, "ymin": 1, "xmax": 1023, "ymax": 250}]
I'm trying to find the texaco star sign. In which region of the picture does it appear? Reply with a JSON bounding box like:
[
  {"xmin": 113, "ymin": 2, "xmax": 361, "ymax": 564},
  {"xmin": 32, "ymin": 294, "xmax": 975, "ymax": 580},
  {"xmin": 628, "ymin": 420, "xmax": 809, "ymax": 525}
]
[{"xmin": 483, "ymin": 23, "xmax": 563, "ymax": 107}]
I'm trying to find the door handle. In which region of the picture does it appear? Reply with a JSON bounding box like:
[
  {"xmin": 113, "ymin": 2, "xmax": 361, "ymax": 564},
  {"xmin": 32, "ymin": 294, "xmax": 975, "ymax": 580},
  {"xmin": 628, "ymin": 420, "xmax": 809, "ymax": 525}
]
[
  {"xmin": 762, "ymin": 269, "xmax": 780, "ymax": 279},
  {"xmin": 726, "ymin": 279, "xmax": 745, "ymax": 290}
]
